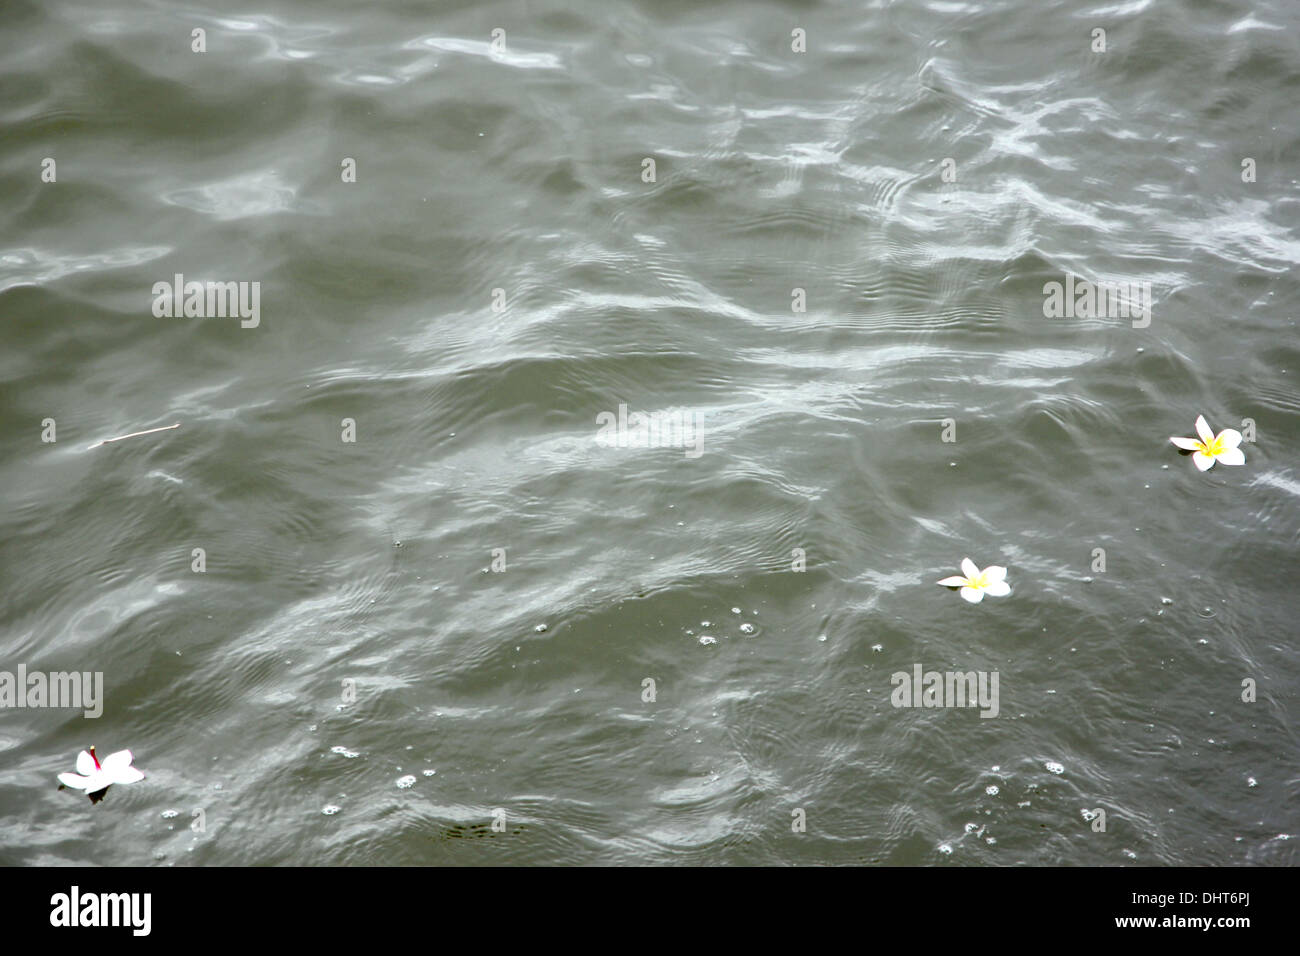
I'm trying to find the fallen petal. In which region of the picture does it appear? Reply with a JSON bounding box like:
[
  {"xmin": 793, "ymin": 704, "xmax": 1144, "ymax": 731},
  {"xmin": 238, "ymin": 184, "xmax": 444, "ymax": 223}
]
[
  {"xmin": 1169, "ymin": 436, "xmax": 1201, "ymax": 451},
  {"xmin": 960, "ymin": 557, "xmax": 980, "ymax": 580},
  {"xmin": 1192, "ymin": 451, "xmax": 1215, "ymax": 471},
  {"xmin": 960, "ymin": 586, "xmax": 984, "ymax": 604},
  {"xmin": 985, "ymin": 580, "xmax": 1011, "ymax": 597},
  {"xmin": 1216, "ymin": 447, "xmax": 1245, "ymax": 466},
  {"xmin": 1195, "ymin": 415, "xmax": 1214, "ymax": 444},
  {"xmin": 937, "ymin": 576, "xmax": 969, "ymax": 587}
]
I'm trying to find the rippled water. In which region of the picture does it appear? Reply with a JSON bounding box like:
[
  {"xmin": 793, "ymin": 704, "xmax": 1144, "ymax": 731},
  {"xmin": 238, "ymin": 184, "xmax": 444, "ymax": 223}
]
[{"xmin": 2, "ymin": 0, "xmax": 1298, "ymax": 865}]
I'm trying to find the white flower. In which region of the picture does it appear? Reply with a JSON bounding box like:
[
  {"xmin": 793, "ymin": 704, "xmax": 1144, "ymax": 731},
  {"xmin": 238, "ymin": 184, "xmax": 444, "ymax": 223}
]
[
  {"xmin": 937, "ymin": 558, "xmax": 1010, "ymax": 604},
  {"xmin": 58, "ymin": 747, "xmax": 144, "ymax": 802},
  {"xmin": 1169, "ymin": 415, "xmax": 1244, "ymax": 471}
]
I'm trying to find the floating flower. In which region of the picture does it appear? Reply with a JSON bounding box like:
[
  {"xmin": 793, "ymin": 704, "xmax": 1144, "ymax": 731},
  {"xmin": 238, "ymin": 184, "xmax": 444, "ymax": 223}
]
[
  {"xmin": 1169, "ymin": 415, "xmax": 1244, "ymax": 471},
  {"xmin": 57, "ymin": 746, "xmax": 145, "ymax": 803},
  {"xmin": 937, "ymin": 558, "xmax": 1010, "ymax": 604}
]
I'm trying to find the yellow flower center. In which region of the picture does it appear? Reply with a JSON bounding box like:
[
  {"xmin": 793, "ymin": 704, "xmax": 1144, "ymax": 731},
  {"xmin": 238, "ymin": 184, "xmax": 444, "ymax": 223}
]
[
  {"xmin": 1201, "ymin": 435, "xmax": 1224, "ymax": 457},
  {"xmin": 971, "ymin": 571, "xmax": 988, "ymax": 589}
]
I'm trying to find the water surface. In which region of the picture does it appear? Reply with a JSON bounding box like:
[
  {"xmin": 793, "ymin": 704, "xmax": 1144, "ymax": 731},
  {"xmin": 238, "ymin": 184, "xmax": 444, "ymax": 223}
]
[{"xmin": 1, "ymin": 0, "xmax": 1298, "ymax": 865}]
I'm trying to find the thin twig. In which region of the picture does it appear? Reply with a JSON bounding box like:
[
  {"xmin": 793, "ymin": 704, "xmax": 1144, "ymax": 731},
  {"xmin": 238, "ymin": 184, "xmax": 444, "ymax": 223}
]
[{"xmin": 87, "ymin": 422, "xmax": 180, "ymax": 450}]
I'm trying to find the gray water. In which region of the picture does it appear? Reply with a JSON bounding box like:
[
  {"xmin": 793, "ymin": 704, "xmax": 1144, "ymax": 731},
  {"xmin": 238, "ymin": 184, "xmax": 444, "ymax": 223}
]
[{"xmin": 2, "ymin": 0, "xmax": 1298, "ymax": 866}]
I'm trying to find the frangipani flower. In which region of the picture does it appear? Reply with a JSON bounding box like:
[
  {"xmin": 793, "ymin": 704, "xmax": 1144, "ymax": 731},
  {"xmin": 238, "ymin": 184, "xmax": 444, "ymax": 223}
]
[
  {"xmin": 937, "ymin": 558, "xmax": 1010, "ymax": 604},
  {"xmin": 1169, "ymin": 415, "xmax": 1244, "ymax": 471},
  {"xmin": 57, "ymin": 746, "xmax": 144, "ymax": 803}
]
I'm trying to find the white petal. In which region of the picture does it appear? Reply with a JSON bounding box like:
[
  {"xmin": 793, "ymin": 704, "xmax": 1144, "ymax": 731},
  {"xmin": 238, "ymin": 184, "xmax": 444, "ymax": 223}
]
[
  {"xmin": 1217, "ymin": 429, "xmax": 1243, "ymax": 450},
  {"xmin": 960, "ymin": 557, "xmax": 980, "ymax": 580},
  {"xmin": 937, "ymin": 576, "xmax": 968, "ymax": 587},
  {"xmin": 1169, "ymin": 436, "xmax": 1201, "ymax": 451},
  {"xmin": 1192, "ymin": 451, "xmax": 1215, "ymax": 471},
  {"xmin": 1195, "ymin": 415, "xmax": 1214, "ymax": 444},
  {"xmin": 983, "ymin": 565, "xmax": 1007, "ymax": 584},
  {"xmin": 99, "ymin": 750, "xmax": 134, "ymax": 773},
  {"xmin": 984, "ymin": 580, "xmax": 1011, "ymax": 597},
  {"xmin": 960, "ymin": 586, "xmax": 984, "ymax": 603},
  {"xmin": 75, "ymin": 751, "xmax": 96, "ymax": 776},
  {"xmin": 58, "ymin": 772, "xmax": 92, "ymax": 790},
  {"xmin": 1216, "ymin": 447, "xmax": 1245, "ymax": 466},
  {"xmin": 109, "ymin": 766, "xmax": 145, "ymax": 785}
]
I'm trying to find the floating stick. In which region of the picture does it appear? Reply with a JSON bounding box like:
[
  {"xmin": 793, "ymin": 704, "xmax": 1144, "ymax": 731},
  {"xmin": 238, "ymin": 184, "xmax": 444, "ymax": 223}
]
[{"xmin": 87, "ymin": 422, "xmax": 180, "ymax": 450}]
